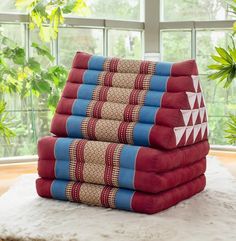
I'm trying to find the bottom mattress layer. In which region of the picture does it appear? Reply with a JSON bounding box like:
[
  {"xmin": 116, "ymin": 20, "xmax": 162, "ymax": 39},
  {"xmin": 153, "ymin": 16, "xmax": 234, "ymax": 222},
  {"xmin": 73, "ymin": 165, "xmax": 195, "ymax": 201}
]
[
  {"xmin": 38, "ymin": 158, "xmax": 206, "ymax": 193},
  {"xmin": 36, "ymin": 174, "xmax": 206, "ymax": 214}
]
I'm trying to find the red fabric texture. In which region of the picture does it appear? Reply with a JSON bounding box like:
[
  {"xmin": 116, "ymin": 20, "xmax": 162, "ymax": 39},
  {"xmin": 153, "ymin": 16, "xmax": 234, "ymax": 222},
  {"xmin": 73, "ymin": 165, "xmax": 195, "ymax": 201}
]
[
  {"xmin": 35, "ymin": 175, "xmax": 206, "ymax": 214},
  {"xmin": 61, "ymin": 82, "xmax": 204, "ymax": 110},
  {"xmin": 132, "ymin": 175, "xmax": 205, "ymax": 214},
  {"xmin": 56, "ymin": 97, "xmax": 205, "ymax": 127},
  {"xmin": 38, "ymin": 136, "xmax": 209, "ymax": 173},
  {"xmin": 37, "ymin": 158, "xmax": 206, "ymax": 193},
  {"xmin": 50, "ymin": 113, "xmax": 208, "ymax": 149},
  {"xmin": 67, "ymin": 68, "xmax": 199, "ymax": 93},
  {"xmin": 72, "ymin": 51, "xmax": 198, "ymax": 76},
  {"xmin": 36, "ymin": 178, "xmax": 53, "ymax": 198}
]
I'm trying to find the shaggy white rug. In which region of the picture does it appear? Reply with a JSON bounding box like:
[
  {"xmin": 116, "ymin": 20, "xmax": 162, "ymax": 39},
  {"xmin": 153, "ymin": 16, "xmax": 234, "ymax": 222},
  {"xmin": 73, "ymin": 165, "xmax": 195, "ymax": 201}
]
[{"xmin": 0, "ymin": 157, "xmax": 236, "ymax": 241}]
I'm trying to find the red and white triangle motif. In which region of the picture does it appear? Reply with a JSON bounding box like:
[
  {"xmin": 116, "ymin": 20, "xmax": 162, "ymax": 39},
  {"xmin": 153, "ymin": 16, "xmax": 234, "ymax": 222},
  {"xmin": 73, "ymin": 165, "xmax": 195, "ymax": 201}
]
[
  {"xmin": 199, "ymin": 108, "xmax": 205, "ymax": 123},
  {"xmin": 174, "ymin": 126, "xmax": 186, "ymax": 145},
  {"xmin": 185, "ymin": 126, "xmax": 193, "ymax": 143},
  {"xmin": 191, "ymin": 109, "xmax": 199, "ymax": 125},
  {"xmin": 180, "ymin": 110, "xmax": 192, "ymax": 126},
  {"xmin": 193, "ymin": 124, "xmax": 201, "ymax": 142},
  {"xmin": 191, "ymin": 75, "xmax": 199, "ymax": 92},
  {"xmin": 201, "ymin": 122, "xmax": 207, "ymax": 139},
  {"xmin": 186, "ymin": 92, "xmax": 197, "ymax": 109}
]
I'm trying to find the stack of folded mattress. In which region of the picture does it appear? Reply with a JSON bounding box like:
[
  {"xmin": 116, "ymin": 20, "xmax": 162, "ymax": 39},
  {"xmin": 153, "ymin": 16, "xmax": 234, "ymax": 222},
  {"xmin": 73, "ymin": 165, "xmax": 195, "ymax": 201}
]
[{"xmin": 36, "ymin": 51, "xmax": 209, "ymax": 214}]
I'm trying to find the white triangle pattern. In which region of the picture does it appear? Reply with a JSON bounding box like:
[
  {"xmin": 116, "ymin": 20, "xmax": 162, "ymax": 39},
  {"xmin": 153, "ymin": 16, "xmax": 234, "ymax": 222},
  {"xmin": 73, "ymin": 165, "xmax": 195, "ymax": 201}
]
[
  {"xmin": 174, "ymin": 127, "xmax": 186, "ymax": 145},
  {"xmin": 197, "ymin": 93, "xmax": 202, "ymax": 107},
  {"xmin": 191, "ymin": 75, "xmax": 199, "ymax": 92},
  {"xmin": 201, "ymin": 122, "xmax": 207, "ymax": 138},
  {"xmin": 186, "ymin": 92, "xmax": 197, "ymax": 109},
  {"xmin": 191, "ymin": 109, "xmax": 199, "ymax": 125},
  {"xmin": 180, "ymin": 110, "xmax": 192, "ymax": 125},
  {"xmin": 193, "ymin": 124, "xmax": 201, "ymax": 142},
  {"xmin": 185, "ymin": 126, "xmax": 193, "ymax": 144},
  {"xmin": 199, "ymin": 108, "xmax": 205, "ymax": 122}
]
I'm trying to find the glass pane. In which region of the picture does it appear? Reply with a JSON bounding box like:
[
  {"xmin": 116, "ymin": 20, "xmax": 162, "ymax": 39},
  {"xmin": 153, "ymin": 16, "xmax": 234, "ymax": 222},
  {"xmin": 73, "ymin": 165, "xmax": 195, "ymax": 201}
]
[
  {"xmin": 59, "ymin": 28, "xmax": 103, "ymax": 67},
  {"xmin": 162, "ymin": 0, "xmax": 232, "ymax": 21},
  {"xmin": 108, "ymin": 30, "xmax": 142, "ymax": 59},
  {"xmin": 0, "ymin": 0, "xmax": 24, "ymax": 13},
  {"xmin": 196, "ymin": 30, "xmax": 231, "ymax": 74},
  {"xmin": 0, "ymin": 111, "xmax": 37, "ymax": 157},
  {"xmin": 161, "ymin": 31, "xmax": 191, "ymax": 61},
  {"xmin": 196, "ymin": 30, "xmax": 236, "ymax": 145},
  {"xmin": 68, "ymin": 0, "xmax": 143, "ymax": 21},
  {"xmin": 0, "ymin": 23, "xmax": 25, "ymax": 46},
  {"xmin": 208, "ymin": 117, "xmax": 228, "ymax": 145}
]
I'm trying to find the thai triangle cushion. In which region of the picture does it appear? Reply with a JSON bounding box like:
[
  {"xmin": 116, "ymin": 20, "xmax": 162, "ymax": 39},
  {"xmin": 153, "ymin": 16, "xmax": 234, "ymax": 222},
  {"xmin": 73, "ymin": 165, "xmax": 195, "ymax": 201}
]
[{"xmin": 50, "ymin": 51, "xmax": 208, "ymax": 150}]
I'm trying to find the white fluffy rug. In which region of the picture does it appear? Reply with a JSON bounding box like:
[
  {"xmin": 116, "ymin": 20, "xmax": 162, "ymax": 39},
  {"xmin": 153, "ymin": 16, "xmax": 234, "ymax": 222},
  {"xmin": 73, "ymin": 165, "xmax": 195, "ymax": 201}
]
[{"xmin": 0, "ymin": 157, "xmax": 236, "ymax": 241}]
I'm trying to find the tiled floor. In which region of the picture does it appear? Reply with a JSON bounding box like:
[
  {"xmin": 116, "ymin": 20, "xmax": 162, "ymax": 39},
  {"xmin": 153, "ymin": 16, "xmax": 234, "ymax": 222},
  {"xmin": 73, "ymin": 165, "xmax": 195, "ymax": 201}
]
[{"xmin": 0, "ymin": 150, "xmax": 235, "ymax": 196}]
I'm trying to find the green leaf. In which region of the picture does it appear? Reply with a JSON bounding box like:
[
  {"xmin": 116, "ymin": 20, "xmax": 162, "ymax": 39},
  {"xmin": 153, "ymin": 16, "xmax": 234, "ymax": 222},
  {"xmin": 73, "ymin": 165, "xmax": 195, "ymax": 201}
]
[
  {"xmin": 13, "ymin": 47, "xmax": 26, "ymax": 65},
  {"xmin": 211, "ymin": 55, "xmax": 230, "ymax": 65},
  {"xmin": 28, "ymin": 57, "xmax": 41, "ymax": 72},
  {"xmin": 208, "ymin": 64, "xmax": 224, "ymax": 70},
  {"xmin": 215, "ymin": 47, "xmax": 233, "ymax": 63},
  {"xmin": 31, "ymin": 42, "xmax": 54, "ymax": 61}
]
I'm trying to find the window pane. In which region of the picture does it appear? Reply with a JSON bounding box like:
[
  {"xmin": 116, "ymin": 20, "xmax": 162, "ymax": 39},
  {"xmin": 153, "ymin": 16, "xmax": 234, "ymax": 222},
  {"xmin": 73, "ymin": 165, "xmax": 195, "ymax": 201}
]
[
  {"xmin": 108, "ymin": 30, "xmax": 142, "ymax": 59},
  {"xmin": 0, "ymin": 23, "xmax": 25, "ymax": 46},
  {"xmin": 162, "ymin": 0, "xmax": 232, "ymax": 21},
  {"xmin": 196, "ymin": 30, "xmax": 236, "ymax": 146},
  {"xmin": 0, "ymin": 0, "xmax": 24, "ymax": 13},
  {"xmin": 161, "ymin": 31, "xmax": 191, "ymax": 61},
  {"xmin": 0, "ymin": 111, "xmax": 37, "ymax": 157},
  {"xmin": 59, "ymin": 28, "xmax": 103, "ymax": 67},
  {"xmin": 69, "ymin": 0, "xmax": 143, "ymax": 21},
  {"xmin": 196, "ymin": 30, "xmax": 231, "ymax": 74}
]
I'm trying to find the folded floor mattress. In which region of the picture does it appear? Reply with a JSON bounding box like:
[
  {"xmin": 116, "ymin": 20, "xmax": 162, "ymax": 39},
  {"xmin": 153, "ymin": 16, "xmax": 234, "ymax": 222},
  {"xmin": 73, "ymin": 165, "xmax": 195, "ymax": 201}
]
[{"xmin": 36, "ymin": 174, "xmax": 206, "ymax": 214}]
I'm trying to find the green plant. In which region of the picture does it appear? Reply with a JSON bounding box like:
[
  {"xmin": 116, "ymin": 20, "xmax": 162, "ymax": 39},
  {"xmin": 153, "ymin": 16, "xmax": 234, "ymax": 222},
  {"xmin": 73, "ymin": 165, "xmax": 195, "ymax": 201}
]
[
  {"xmin": 0, "ymin": 101, "xmax": 16, "ymax": 144},
  {"xmin": 0, "ymin": 32, "xmax": 68, "ymax": 141},
  {"xmin": 0, "ymin": 33, "xmax": 68, "ymax": 109},
  {"xmin": 208, "ymin": 0, "xmax": 236, "ymax": 144},
  {"xmin": 225, "ymin": 114, "xmax": 236, "ymax": 144},
  {"xmin": 15, "ymin": 0, "xmax": 88, "ymax": 42},
  {"xmin": 208, "ymin": 45, "xmax": 236, "ymax": 88}
]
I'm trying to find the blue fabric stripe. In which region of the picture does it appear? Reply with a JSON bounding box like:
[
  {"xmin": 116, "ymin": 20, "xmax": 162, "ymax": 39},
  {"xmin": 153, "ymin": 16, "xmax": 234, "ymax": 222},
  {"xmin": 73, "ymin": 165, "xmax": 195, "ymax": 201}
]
[
  {"xmin": 55, "ymin": 160, "xmax": 70, "ymax": 180},
  {"xmin": 133, "ymin": 123, "xmax": 151, "ymax": 146},
  {"xmin": 155, "ymin": 62, "xmax": 172, "ymax": 76},
  {"xmin": 150, "ymin": 75, "xmax": 168, "ymax": 92},
  {"xmin": 88, "ymin": 56, "xmax": 105, "ymax": 70},
  {"xmin": 115, "ymin": 189, "xmax": 134, "ymax": 211},
  {"xmin": 118, "ymin": 167, "xmax": 135, "ymax": 189},
  {"xmin": 51, "ymin": 180, "xmax": 68, "ymax": 201},
  {"xmin": 54, "ymin": 138, "xmax": 74, "ymax": 161},
  {"xmin": 72, "ymin": 99, "xmax": 90, "ymax": 116},
  {"xmin": 66, "ymin": 116, "xmax": 84, "ymax": 138},
  {"xmin": 120, "ymin": 145, "xmax": 139, "ymax": 169},
  {"xmin": 144, "ymin": 91, "xmax": 163, "ymax": 107},
  {"xmin": 83, "ymin": 70, "xmax": 100, "ymax": 85},
  {"xmin": 77, "ymin": 85, "xmax": 96, "ymax": 100},
  {"xmin": 139, "ymin": 106, "xmax": 158, "ymax": 124}
]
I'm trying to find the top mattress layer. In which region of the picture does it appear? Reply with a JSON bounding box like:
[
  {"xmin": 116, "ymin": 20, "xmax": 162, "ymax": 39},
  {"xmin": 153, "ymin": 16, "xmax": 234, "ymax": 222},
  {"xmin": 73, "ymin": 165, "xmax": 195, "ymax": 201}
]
[{"xmin": 72, "ymin": 51, "xmax": 198, "ymax": 76}]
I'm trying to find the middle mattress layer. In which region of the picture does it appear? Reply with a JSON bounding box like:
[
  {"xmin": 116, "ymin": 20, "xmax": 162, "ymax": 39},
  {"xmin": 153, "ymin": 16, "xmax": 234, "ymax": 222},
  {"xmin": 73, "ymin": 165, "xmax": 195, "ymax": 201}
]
[
  {"xmin": 38, "ymin": 158, "xmax": 206, "ymax": 193},
  {"xmin": 38, "ymin": 136, "xmax": 209, "ymax": 173},
  {"xmin": 51, "ymin": 114, "xmax": 208, "ymax": 149}
]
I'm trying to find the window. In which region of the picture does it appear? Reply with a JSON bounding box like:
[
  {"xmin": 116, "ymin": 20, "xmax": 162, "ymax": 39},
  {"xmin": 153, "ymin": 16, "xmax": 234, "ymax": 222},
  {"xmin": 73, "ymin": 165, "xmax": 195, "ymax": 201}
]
[
  {"xmin": 160, "ymin": 1, "xmax": 236, "ymax": 146},
  {"xmin": 108, "ymin": 30, "xmax": 142, "ymax": 59},
  {"xmin": 161, "ymin": 31, "xmax": 192, "ymax": 61},
  {"xmin": 59, "ymin": 28, "xmax": 103, "ymax": 67},
  {"xmin": 0, "ymin": 5, "xmax": 143, "ymax": 158},
  {"xmin": 161, "ymin": 0, "xmax": 232, "ymax": 21}
]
